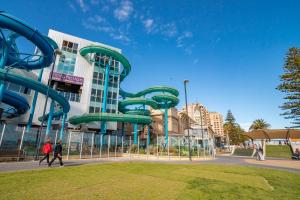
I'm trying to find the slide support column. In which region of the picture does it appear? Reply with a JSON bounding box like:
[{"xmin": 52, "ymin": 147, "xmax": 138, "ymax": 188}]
[
  {"xmin": 121, "ymin": 122, "xmax": 125, "ymax": 137},
  {"xmin": 100, "ymin": 57, "xmax": 111, "ymax": 134},
  {"xmin": 59, "ymin": 113, "xmax": 67, "ymax": 140},
  {"xmin": 164, "ymin": 107, "xmax": 168, "ymax": 146},
  {"xmin": 45, "ymin": 100, "xmax": 55, "ymax": 135},
  {"xmin": 45, "ymin": 82, "xmax": 57, "ymax": 136},
  {"xmin": 133, "ymin": 123, "xmax": 138, "ymax": 145},
  {"xmin": 26, "ymin": 69, "xmax": 44, "ymax": 132},
  {"xmin": 147, "ymin": 125, "xmax": 150, "ymax": 145}
]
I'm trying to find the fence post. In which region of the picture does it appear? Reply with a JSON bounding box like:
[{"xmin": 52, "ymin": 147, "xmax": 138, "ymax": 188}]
[
  {"xmin": 147, "ymin": 133, "xmax": 149, "ymax": 160},
  {"xmin": 115, "ymin": 135, "xmax": 117, "ymax": 157},
  {"xmin": 80, "ymin": 132, "xmax": 84, "ymax": 159},
  {"xmin": 168, "ymin": 137, "xmax": 170, "ymax": 160},
  {"xmin": 0, "ymin": 123, "xmax": 6, "ymax": 148},
  {"xmin": 108, "ymin": 134, "xmax": 110, "ymax": 158},
  {"xmin": 197, "ymin": 143, "xmax": 200, "ymax": 158},
  {"xmin": 17, "ymin": 127, "xmax": 26, "ymax": 161},
  {"xmin": 179, "ymin": 138, "xmax": 181, "ymax": 160},
  {"xmin": 129, "ymin": 135, "xmax": 132, "ymax": 159},
  {"xmin": 67, "ymin": 132, "xmax": 72, "ymax": 160},
  {"xmin": 91, "ymin": 133, "xmax": 94, "ymax": 159},
  {"xmin": 54, "ymin": 130, "xmax": 58, "ymax": 145},
  {"xmin": 121, "ymin": 136, "xmax": 124, "ymax": 155},
  {"xmin": 137, "ymin": 135, "xmax": 140, "ymax": 159},
  {"xmin": 99, "ymin": 134, "xmax": 102, "ymax": 158},
  {"xmin": 156, "ymin": 134, "xmax": 159, "ymax": 159}
]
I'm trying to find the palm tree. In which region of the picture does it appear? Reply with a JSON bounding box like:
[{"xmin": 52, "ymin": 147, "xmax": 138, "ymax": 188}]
[{"xmin": 249, "ymin": 119, "xmax": 271, "ymax": 131}]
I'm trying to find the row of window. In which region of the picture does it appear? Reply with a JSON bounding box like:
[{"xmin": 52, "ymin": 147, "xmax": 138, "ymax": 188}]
[
  {"xmin": 92, "ymin": 72, "xmax": 119, "ymax": 88},
  {"xmin": 61, "ymin": 40, "xmax": 78, "ymax": 54},
  {"xmin": 57, "ymin": 51, "xmax": 77, "ymax": 75},
  {"xmin": 91, "ymin": 89, "xmax": 117, "ymax": 99},
  {"xmin": 4, "ymin": 82, "xmax": 31, "ymax": 95},
  {"xmin": 57, "ymin": 91, "xmax": 81, "ymax": 102},
  {"xmin": 90, "ymin": 97, "xmax": 117, "ymax": 104},
  {"xmin": 89, "ymin": 106, "xmax": 116, "ymax": 114}
]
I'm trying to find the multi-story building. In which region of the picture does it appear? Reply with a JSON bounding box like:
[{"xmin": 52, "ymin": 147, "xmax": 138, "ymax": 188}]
[
  {"xmin": 209, "ymin": 112, "xmax": 224, "ymax": 137},
  {"xmin": 33, "ymin": 29, "xmax": 122, "ymax": 132},
  {"xmin": 142, "ymin": 103, "xmax": 225, "ymax": 147}
]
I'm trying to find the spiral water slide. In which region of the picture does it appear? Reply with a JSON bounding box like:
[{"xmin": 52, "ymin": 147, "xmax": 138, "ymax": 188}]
[
  {"xmin": 69, "ymin": 46, "xmax": 179, "ymax": 144},
  {"xmin": 0, "ymin": 12, "xmax": 70, "ymax": 137}
]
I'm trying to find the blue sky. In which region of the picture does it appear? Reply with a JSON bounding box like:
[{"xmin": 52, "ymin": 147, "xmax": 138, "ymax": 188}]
[{"xmin": 2, "ymin": 0, "xmax": 300, "ymax": 130}]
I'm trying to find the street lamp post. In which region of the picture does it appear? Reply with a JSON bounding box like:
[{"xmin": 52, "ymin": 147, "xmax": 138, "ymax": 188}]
[
  {"xmin": 34, "ymin": 49, "xmax": 62, "ymax": 160},
  {"xmin": 184, "ymin": 80, "xmax": 192, "ymax": 161}
]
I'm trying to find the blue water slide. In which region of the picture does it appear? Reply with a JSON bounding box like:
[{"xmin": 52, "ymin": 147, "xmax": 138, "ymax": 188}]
[
  {"xmin": 0, "ymin": 11, "xmax": 70, "ymax": 126},
  {"xmin": 2, "ymin": 89, "xmax": 30, "ymax": 115}
]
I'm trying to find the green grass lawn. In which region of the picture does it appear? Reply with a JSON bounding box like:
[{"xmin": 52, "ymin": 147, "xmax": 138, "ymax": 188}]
[
  {"xmin": 266, "ymin": 145, "xmax": 292, "ymax": 159},
  {"xmin": 0, "ymin": 162, "xmax": 300, "ymax": 200},
  {"xmin": 234, "ymin": 145, "xmax": 292, "ymax": 159}
]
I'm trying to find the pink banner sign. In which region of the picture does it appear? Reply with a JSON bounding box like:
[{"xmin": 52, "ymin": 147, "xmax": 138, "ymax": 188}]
[{"xmin": 52, "ymin": 72, "xmax": 84, "ymax": 86}]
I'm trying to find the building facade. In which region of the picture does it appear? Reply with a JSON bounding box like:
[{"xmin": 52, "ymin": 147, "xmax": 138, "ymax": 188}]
[
  {"xmin": 33, "ymin": 29, "xmax": 122, "ymax": 132},
  {"xmin": 209, "ymin": 112, "xmax": 224, "ymax": 137}
]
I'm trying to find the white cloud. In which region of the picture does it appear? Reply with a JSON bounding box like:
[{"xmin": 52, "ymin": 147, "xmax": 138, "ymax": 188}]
[
  {"xmin": 143, "ymin": 19, "xmax": 154, "ymax": 32},
  {"xmin": 161, "ymin": 22, "xmax": 177, "ymax": 37},
  {"xmin": 176, "ymin": 31, "xmax": 193, "ymax": 47},
  {"xmin": 114, "ymin": 0, "xmax": 133, "ymax": 21},
  {"xmin": 82, "ymin": 14, "xmax": 131, "ymax": 44},
  {"xmin": 76, "ymin": 0, "xmax": 89, "ymax": 12},
  {"xmin": 176, "ymin": 31, "xmax": 193, "ymax": 54},
  {"xmin": 110, "ymin": 32, "xmax": 130, "ymax": 43}
]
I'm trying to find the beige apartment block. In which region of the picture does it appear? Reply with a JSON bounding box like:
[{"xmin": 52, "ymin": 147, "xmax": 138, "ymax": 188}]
[{"xmin": 209, "ymin": 112, "xmax": 224, "ymax": 137}]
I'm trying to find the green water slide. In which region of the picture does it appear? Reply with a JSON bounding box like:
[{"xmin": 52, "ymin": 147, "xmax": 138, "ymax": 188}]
[{"xmin": 68, "ymin": 45, "xmax": 179, "ymax": 144}]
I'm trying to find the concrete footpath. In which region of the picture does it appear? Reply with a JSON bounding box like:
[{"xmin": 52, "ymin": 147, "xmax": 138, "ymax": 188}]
[{"xmin": 0, "ymin": 155, "xmax": 299, "ymax": 173}]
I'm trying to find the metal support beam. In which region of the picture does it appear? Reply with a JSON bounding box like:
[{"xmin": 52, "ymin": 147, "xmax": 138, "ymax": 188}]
[
  {"xmin": 133, "ymin": 123, "xmax": 138, "ymax": 145},
  {"xmin": 26, "ymin": 69, "xmax": 44, "ymax": 132},
  {"xmin": 45, "ymin": 100, "xmax": 55, "ymax": 135},
  {"xmin": 59, "ymin": 113, "xmax": 67, "ymax": 140},
  {"xmin": 0, "ymin": 123, "xmax": 6, "ymax": 148},
  {"xmin": 147, "ymin": 125, "xmax": 150, "ymax": 145},
  {"xmin": 100, "ymin": 58, "xmax": 111, "ymax": 134},
  {"xmin": 164, "ymin": 107, "xmax": 168, "ymax": 146}
]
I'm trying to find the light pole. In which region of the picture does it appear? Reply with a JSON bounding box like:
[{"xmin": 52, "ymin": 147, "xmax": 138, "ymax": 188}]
[
  {"xmin": 184, "ymin": 80, "xmax": 192, "ymax": 161},
  {"xmin": 34, "ymin": 49, "xmax": 62, "ymax": 160}
]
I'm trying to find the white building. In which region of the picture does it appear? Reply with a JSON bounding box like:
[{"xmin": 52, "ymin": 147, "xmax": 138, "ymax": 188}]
[{"xmin": 32, "ymin": 29, "xmax": 122, "ymax": 132}]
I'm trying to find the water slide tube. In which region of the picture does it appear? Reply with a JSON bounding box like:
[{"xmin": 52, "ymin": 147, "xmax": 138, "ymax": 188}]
[
  {"xmin": 68, "ymin": 45, "xmax": 179, "ymax": 144},
  {"xmin": 0, "ymin": 11, "xmax": 70, "ymax": 138}
]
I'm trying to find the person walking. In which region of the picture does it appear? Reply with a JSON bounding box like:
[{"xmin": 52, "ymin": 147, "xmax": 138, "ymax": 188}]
[
  {"xmin": 48, "ymin": 140, "xmax": 64, "ymax": 167},
  {"xmin": 39, "ymin": 138, "xmax": 52, "ymax": 165},
  {"xmin": 251, "ymin": 143, "xmax": 257, "ymax": 158}
]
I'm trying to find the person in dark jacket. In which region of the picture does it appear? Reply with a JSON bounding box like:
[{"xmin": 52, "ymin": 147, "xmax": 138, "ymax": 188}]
[
  {"xmin": 39, "ymin": 138, "xmax": 53, "ymax": 165},
  {"xmin": 48, "ymin": 140, "xmax": 64, "ymax": 167}
]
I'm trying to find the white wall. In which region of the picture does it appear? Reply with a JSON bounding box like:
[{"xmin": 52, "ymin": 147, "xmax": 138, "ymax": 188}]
[{"xmin": 32, "ymin": 29, "xmax": 121, "ymax": 131}]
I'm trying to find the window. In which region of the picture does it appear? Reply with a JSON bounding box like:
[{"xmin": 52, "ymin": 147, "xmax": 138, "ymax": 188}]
[
  {"xmin": 57, "ymin": 40, "xmax": 78, "ymax": 75},
  {"xmin": 58, "ymin": 91, "xmax": 81, "ymax": 102},
  {"xmin": 89, "ymin": 106, "xmax": 94, "ymax": 113}
]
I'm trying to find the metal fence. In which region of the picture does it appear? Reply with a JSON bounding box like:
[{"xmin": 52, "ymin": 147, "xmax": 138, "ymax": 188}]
[{"xmin": 0, "ymin": 123, "xmax": 215, "ymax": 162}]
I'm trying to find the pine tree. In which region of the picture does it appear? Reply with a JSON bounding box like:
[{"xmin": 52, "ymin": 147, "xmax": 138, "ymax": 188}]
[
  {"xmin": 277, "ymin": 48, "xmax": 300, "ymax": 128},
  {"xmin": 225, "ymin": 110, "xmax": 236, "ymax": 124},
  {"xmin": 223, "ymin": 110, "xmax": 245, "ymax": 145}
]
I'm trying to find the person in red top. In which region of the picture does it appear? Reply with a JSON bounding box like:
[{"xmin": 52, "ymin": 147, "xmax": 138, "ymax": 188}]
[{"xmin": 39, "ymin": 138, "xmax": 53, "ymax": 165}]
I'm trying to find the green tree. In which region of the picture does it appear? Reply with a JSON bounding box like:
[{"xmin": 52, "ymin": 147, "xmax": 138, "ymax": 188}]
[
  {"xmin": 223, "ymin": 110, "xmax": 245, "ymax": 145},
  {"xmin": 225, "ymin": 110, "xmax": 235, "ymax": 124},
  {"xmin": 277, "ymin": 48, "xmax": 300, "ymax": 128},
  {"xmin": 249, "ymin": 119, "xmax": 271, "ymax": 131}
]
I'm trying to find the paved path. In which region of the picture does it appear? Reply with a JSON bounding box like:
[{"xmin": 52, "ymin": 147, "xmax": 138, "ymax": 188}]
[{"xmin": 0, "ymin": 155, "xmax": 299, "ymax": 173}]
